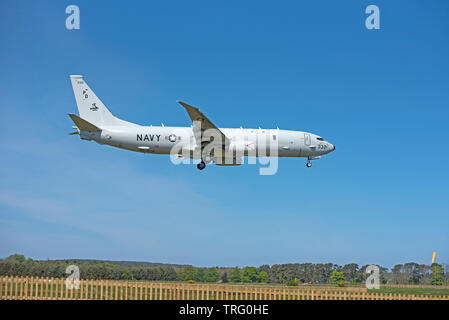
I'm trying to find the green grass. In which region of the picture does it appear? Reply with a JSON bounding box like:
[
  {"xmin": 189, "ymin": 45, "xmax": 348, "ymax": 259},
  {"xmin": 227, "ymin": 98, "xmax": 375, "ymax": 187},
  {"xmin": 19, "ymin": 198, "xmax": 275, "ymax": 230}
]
[{"xmin": 368, "ymin": 287, "xmax": 449, "ymax": 297}]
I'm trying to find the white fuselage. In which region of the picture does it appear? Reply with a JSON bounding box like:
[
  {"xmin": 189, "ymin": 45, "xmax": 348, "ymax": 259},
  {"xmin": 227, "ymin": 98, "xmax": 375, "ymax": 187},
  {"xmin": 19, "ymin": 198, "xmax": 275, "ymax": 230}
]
[{"xmin": 80, "ymin": 125, "xmax": 335, "ymax": 159}]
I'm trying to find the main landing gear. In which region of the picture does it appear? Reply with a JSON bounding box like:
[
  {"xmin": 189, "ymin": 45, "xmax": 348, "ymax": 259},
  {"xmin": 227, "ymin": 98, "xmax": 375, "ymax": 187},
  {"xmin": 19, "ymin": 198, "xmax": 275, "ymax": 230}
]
[{"xmin": 197, "ymin": 161, "xmax": 206, "ymax": 170}]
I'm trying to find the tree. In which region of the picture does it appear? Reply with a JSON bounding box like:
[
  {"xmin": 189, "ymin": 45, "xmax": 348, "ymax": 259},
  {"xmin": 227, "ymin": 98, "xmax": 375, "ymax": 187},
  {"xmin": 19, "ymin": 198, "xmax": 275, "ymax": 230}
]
[
  {"xmin": 229, "ymin": 268, "xmax": 241, "ymax": 283},
  {"xmin": 403, "ymin": 262, "xmax": 422, "ymax": 284},
  {"xmin": 330, "ymin": 270, "xmax": 345, "ymax": 287},
  {"xmin": 194, "ymin": 268, "xmax": 205, "ymax": 282},
  {"xmin": 204, "ymin": 268, "xmax": 220, "ymax": 283},
  {"xmin": 7, "ymin": 254, "xmax": 26, "ymax": 263},
  {"xmin": 259, "ymin": 271, "xmax": 269, "ymax": 283},
  {"xmin": 342, "ymin": 263, "xmax": 359, "ymax": 283},
  {"xmin": 221, "ymin": 271, "xmax": 228, "ymax": 283},
  {"xmin": 391, "ymin": 264, "xmax": 404, "ymax": 284},
  {"xmin": 287, "ymin": 277, "xmax": 299, "ymax": 286},
  {"xmin": 258, "ymin": 265, "xmax": 270, "ymax": 275},
  {"xmin": 177, "ymin": 266, "xmax": 196, "ymax": 281},
  {"xmin": 241, "ymin": 267, "xmax": 260, "ymax": 283},
  {"xmin": 321, "ymin": 263, "xmax": 337, "ymax": 284},
  {"xmin": 431, "ymin": 264, "xmax": 444, "ymax": 285},
  {"xmin": 443, "ymin": 264, "xmax": 449, "ymax": 286}
]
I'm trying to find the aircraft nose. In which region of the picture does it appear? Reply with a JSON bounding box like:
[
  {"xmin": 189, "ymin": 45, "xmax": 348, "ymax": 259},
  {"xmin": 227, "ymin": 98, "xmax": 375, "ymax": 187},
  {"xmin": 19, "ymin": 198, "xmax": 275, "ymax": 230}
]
[{"xmin": 333, "ymin": 145, "xmax": 336, "ymax": 151}]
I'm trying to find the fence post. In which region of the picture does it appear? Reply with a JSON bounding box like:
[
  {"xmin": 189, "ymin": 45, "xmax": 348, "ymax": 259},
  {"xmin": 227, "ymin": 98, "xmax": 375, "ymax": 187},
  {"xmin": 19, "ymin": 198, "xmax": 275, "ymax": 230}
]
[
  {"xmin": 4, "ymin": 276, "xmax": 8, "ymax": 299},
  {"xmin": 43, "ymin": 277, "xmax": 47, "ymax": 299},
  {"xmin": 108, "ymin": 280, "xmax": 112, "ymax": 300},
  {"xmin": 21, "ymin": 276, "xmax": 28, "ymax": 299},
  {"xmin": 57, "ymin": 278, "xmax": 60, "ymax": 300},
  {"xmin": 138, "ymin": 281, "xmax": 142, "ymax": 300},
  {"xmin": 80, "ymin": 279, "xmax": 84, "ymax": 300},
  {"xmin": 31, "ymin": 277, "xmax": 36, "ymax": 299},
  {"xmin": 71, "ymin": 278, "xmax": 76, "ymax": 300},
  {"xmin": 20, "ymin": 276, "xmax": 25, "ymax": 300},
  {"xmin": 14, "ymin": 276, "xmax": 18, "ymax": 300},
  {"xmin": 136, "ymin": 281, "xmax": 143, "ymax": 300},
  {"xmin": 168, "ymin": 282, "xmax": 171, "ymax": 300},
  {"xmin": 5, "ymin": 276, "xmax": 8, "ymax": 299},
  {"xmin": 55, "ymin": 278, "xmax": 59, "ymax": 300},
  {"xmin": 173, "ymin": 282, "xmax": 176, "ymax": 300},
  {"xmin": 13, "ymin": 276, "xmax": 18, "ymax": 300},
  {"xmin": 24, "ymin": 277, "xmax": 28, "ymax": 299},
  {"xmin": 18, "ymin": 276, "xmax": 22, "ymax": 300},
  {"xmin": 52, "ymin": 278, "xmax": 56, "ymax": 300},
  {"xmin": 19, "ymin": 276, "xmax": 22, "ymax": 300},
  {"xmin": 181, "ymin": 283, "xmax": 185, "ymax": 300},
  {"xmin": 89, "ymin": 279, "xmax": 93, "ymax": 300},
  {"xmin": 38, "ymin": 277, "xmax": 41, "ymax": 300},
  {"xmin": 55, "ymin": 277, "xmax": 58, "ymax": 300},
  {"xmin": 63, "ymin": 279, "xmax": 67, "ymax": 300},
  {"xmin": 50, "ymin": 277, "xmax": 55, "ymax": 300}
]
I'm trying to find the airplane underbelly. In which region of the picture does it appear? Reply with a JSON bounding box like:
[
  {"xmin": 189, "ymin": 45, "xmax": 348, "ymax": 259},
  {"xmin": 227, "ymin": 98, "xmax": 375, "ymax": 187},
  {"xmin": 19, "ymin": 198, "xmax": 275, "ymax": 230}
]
[{"xmin": 279, "ymin": 142, "xmax": 300, "ymax": 157}]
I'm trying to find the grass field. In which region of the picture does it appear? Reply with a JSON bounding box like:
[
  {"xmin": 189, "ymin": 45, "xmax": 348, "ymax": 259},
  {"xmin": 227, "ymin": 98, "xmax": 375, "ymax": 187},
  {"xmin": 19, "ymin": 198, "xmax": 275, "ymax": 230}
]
[{"xmin": 368, "ymin": 286, "xmax": 449, "ymax": 296}]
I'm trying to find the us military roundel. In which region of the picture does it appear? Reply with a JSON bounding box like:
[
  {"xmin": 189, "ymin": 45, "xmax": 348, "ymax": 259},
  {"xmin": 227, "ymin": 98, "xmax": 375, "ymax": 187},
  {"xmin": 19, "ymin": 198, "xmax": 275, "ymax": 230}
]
[{"xmin": 169, "ymin": 134, "xmax": 177, "ymax": 142}]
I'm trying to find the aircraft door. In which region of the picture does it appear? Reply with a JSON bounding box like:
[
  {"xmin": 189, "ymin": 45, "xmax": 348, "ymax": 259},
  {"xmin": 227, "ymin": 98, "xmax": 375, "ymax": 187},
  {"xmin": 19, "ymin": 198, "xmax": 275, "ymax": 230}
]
[{"xmin": 304, "ymin": 133, "xmax": 311, "ymax": 146}]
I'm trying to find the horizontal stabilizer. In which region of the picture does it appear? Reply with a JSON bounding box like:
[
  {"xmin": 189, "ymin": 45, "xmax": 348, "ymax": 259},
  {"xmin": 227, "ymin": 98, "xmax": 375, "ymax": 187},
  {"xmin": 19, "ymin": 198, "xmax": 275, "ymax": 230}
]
[{"xmin": 68, "ymin": 113, "xmax": 100, "ymax": 132}]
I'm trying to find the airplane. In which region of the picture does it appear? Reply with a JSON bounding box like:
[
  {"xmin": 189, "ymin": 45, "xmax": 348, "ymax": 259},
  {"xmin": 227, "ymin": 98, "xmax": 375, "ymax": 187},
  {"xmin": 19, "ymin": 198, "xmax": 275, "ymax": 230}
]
[{"xmin": 68, "ymin": 75, "xmax": 335, "ymax": 170}]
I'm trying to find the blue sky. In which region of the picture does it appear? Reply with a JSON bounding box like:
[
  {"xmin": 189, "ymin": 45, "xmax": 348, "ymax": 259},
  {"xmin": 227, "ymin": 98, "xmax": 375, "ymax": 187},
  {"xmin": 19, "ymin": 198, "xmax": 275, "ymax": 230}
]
[{"xmin": 0, "ymin": 0, "xmax": 448, "ymax": 269}]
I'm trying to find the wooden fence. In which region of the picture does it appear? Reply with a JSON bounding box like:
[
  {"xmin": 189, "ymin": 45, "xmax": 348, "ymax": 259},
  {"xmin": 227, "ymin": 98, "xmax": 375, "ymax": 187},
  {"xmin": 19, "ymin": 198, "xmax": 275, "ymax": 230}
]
[{"xmin": 1, "ymin": 276, "xmax": 449, "ymax": 300}]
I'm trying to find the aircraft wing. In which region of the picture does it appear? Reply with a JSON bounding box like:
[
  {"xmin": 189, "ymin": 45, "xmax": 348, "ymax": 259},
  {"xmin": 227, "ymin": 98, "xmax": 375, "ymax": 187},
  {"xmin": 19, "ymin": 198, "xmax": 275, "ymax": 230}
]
[{"xmin": 177, "ymin": 101, "xmax": 230, "ymax": 147}]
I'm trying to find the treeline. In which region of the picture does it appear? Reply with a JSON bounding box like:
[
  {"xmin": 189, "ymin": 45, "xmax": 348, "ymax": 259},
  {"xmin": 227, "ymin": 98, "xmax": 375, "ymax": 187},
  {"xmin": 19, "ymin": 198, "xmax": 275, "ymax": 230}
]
[
  {"xmin": 0, "ymin": 255, "xmax": 178, "ymax": 281},
  {"xmin": 259, "ymin": 262, "xmax": 447, "ymax": 285},
  {"xmin": 51, "ymin": 259, "xmax": 186, "ymax": 268},
  {"xmin": 0, "ymin": 255, "xmax": 447, "ymax": 285}
]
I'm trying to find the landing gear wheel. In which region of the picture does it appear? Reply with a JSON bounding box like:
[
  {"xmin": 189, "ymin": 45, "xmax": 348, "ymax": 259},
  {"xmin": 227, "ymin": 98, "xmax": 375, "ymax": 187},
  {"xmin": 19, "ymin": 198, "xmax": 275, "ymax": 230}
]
[
  {"xmin": 197, "ymin": 161, "xmax": 206, "ymax": 170},
  {"xmin": 306, "ymin": 162, "xmax": 312, "ymax": 168}
]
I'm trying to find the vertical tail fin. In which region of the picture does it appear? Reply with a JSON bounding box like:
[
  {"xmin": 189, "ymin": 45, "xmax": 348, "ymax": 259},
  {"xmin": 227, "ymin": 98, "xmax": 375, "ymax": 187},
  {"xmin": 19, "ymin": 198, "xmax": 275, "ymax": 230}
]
[{"xmin": 70, "ymin": 75, "xmax": 118, "ymax": 126}]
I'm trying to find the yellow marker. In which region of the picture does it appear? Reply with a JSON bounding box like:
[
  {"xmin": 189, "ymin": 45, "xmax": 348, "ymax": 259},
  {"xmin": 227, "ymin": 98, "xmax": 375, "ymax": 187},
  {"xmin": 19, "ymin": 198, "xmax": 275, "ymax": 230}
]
[{"xmin": 432, "ymin": 252, "xmax": 436, "ymax": 264}]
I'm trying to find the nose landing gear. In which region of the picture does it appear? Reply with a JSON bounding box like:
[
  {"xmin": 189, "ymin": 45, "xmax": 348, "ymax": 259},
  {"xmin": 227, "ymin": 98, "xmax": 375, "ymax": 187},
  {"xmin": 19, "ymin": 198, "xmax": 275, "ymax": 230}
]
[
  {"xmin": 306, "ymin": 161, "xmax": 312, "ymax": 168},
  {"xmin": 197, "ymin": 161, "xmax": 206, "ymax": 170}
]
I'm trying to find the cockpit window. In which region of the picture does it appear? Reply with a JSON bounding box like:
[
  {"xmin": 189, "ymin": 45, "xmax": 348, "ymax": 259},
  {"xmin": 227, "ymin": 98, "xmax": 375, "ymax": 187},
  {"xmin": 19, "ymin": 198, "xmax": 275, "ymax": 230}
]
[{"xmin": 316, "ymin": 137, "xmax": 324, "ymax": 141}]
